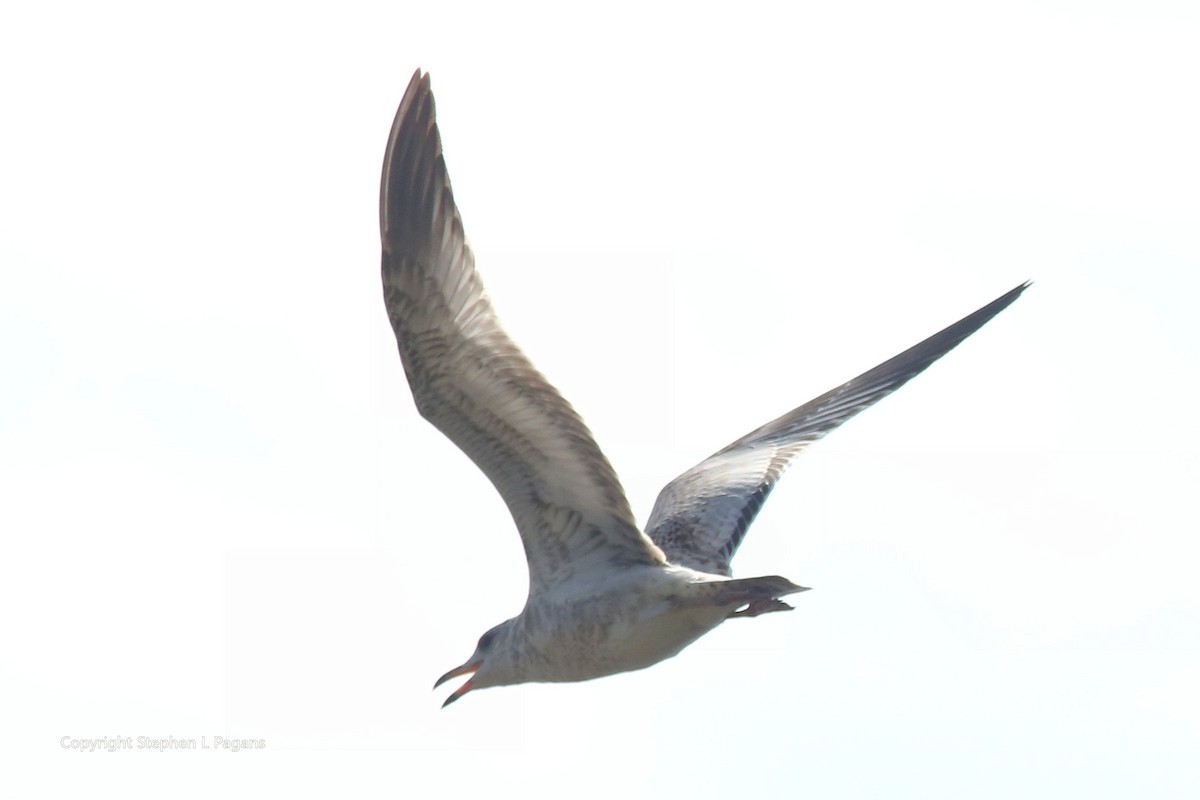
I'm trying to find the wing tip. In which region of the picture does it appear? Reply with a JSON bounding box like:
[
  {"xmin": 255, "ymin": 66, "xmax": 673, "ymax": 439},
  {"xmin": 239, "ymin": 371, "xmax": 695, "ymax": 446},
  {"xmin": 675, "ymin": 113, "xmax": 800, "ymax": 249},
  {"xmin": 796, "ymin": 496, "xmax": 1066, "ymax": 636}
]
[
  {"xmin": 380, "ymin": 68, "xmax": 440, "ymax": 249},
  {"xmin": 1010, "ymin": 278, "xmax": 1033, "ymax": 299}
]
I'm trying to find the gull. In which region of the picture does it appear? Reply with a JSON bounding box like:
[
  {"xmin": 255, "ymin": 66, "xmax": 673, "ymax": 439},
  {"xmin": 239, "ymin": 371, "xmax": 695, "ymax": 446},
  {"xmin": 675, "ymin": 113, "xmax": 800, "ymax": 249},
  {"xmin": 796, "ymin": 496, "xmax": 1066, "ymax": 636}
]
[{"xmin": 380, "ymin": 70, "xmax": 1027, "ymax": 707}]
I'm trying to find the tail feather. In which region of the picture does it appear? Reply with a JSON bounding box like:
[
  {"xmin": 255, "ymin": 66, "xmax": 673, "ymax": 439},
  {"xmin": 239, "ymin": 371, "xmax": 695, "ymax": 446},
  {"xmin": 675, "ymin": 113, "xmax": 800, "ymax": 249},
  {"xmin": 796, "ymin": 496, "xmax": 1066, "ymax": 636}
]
[{"xmin": 689, "ymin": 575, "xmax": 809, "ymax": 614}]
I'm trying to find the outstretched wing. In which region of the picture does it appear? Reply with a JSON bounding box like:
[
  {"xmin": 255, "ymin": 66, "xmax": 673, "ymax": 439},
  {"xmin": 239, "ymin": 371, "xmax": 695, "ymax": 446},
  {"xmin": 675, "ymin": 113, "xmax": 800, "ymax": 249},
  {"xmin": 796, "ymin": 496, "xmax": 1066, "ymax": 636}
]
[
  {"xmin": 645, "ymin": 282, "xmax": 1028, "ymax": 575},
  {"xmin": 380, "ymin": 70, "xmax": 665, "ymax": 593}
]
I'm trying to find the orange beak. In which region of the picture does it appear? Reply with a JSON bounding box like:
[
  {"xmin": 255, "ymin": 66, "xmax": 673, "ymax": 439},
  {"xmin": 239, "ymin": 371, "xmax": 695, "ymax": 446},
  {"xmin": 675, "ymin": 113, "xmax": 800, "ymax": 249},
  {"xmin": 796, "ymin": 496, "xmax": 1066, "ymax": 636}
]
[{"xmin": 434, "ymin": 659, "xmax": 482, "ymax": 708}]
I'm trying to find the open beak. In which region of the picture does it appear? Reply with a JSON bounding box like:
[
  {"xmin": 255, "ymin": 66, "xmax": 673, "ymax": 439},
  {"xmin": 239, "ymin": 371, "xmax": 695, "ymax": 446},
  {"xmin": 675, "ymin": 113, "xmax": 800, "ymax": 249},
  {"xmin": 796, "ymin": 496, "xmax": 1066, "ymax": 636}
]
[{"xmin": 434, "ymin": 659, "xmax": 482, "ymax": 708}]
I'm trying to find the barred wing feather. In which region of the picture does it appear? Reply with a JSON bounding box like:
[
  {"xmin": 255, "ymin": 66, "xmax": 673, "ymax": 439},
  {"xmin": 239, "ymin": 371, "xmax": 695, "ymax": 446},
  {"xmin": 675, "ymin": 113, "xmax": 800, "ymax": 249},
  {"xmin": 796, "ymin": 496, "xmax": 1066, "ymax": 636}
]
[
  {"xmin": 380, "ymin": 71, "xmax": 666, "ymax": 593},
  {"xmin": 646, "ymin": 283, "xmax": 1028, "ymax": 575}
]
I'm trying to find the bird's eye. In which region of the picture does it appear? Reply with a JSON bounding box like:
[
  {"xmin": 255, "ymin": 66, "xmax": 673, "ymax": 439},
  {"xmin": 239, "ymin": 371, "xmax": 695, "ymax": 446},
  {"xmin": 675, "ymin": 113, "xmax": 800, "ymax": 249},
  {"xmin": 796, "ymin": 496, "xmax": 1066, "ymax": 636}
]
[{"xmin": 478, "ymin": 630, "xmax": 496, "ymax": 650}]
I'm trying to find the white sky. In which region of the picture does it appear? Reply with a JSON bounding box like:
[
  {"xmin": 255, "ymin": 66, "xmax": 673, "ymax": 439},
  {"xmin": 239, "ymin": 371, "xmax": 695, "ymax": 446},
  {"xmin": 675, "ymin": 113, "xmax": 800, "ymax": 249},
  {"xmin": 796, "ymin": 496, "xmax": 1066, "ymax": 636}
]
[{"xmin": 3, "ymin": 1, "xmax": 1199, "ymax": 797}]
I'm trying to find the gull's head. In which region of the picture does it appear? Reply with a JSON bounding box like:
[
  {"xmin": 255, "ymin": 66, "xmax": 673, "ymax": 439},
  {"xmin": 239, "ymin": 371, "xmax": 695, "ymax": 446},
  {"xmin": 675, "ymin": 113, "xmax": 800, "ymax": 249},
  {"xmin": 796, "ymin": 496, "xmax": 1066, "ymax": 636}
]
[{"xmin": 434, "ymin": 619, "xmax": 521, "ymax": 708}]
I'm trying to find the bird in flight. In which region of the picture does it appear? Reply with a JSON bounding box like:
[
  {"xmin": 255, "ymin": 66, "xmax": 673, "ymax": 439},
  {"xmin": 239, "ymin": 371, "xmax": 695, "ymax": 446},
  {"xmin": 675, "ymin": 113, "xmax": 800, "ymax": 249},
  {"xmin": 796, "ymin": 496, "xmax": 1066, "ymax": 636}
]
[{"xmin": 380, "ymin": 70, "xmax": 1027, "ymax": 707}]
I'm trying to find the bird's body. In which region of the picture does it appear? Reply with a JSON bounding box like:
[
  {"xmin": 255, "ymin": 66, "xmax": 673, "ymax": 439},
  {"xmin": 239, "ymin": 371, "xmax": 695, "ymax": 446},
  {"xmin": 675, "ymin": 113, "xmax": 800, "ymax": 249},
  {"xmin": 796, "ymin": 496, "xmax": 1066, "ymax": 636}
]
[
  {"xmin": 478, "ymin": 566, "xmax": 802, "ymax": 687},
  {"xmin": 379, "ymin": 70, "xmax": 1027, "ymax": 706}
]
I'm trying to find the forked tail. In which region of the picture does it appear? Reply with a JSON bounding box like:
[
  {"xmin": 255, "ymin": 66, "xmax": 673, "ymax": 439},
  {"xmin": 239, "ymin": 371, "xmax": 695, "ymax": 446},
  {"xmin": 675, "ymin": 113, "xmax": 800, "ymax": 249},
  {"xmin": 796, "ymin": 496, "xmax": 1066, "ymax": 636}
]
[{"xmin": 690, "ymin": 575, "xmax": 810, "ymax": 618}]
